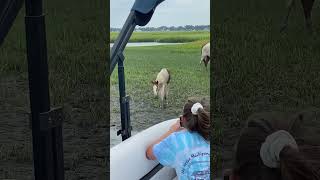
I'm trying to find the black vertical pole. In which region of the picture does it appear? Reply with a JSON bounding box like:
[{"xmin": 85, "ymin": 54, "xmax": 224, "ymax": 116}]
[
  {"xmin": 25, "ymin": 0, "xmax": 63, "ymax": 179},
  {"xmin": 111, "ymin": 12, "xmax": 136, "ymax": 141},
  {"xmin": 110, "ymin": 0, "xmax": 165, "ymax": 141},
  {"xmin": 117, "ymin": 23, "xmax": 136, "ymax": 141},
  {"xmin": 117, "ymin": 53, "xmax": 131, "ymax": 141},
  {"xmin": 52, "ymin": 123, "xmax": 65, "ymax": 180}
]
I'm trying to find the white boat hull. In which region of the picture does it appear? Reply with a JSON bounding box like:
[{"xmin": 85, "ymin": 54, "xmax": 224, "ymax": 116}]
[{"xmin": 110, "ymin": 118, "xmax": 178, "ymax": 180}]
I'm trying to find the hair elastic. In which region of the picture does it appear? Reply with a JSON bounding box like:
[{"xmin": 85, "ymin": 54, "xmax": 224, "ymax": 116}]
[
  {"xmin": 191, "ymin": 102, "xmax": 203, "ymax": 115},
  {"xmin": 260, "ymin": 130, "xmax": 298, "ymax": 168}
]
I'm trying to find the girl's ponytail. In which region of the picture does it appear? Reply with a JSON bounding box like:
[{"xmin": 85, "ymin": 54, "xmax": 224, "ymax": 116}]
[
  {"xmin": 279, "ymin": 146, "xmax": 320, "ymax": 180},
  {"xmin": 183, "ymin": 101, "xmax": 210, "ymax": 141}
]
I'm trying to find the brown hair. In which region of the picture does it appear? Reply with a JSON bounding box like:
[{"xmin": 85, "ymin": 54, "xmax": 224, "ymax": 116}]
[
  {"xmin": 182, "ymin": 98, "xmax": 210, "ymax": 141},
  {"xmin": 232, "ymin": 109, "xmax": 320, "ymax": 180}
]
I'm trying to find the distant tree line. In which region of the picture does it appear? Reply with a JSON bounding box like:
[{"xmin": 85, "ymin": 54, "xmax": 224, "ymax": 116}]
[{"xmin": 110, "ymin": 25, "xmax": 210, "ymax": 32}]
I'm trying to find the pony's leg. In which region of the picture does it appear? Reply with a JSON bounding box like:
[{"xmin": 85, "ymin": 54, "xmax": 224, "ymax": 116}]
[
  {"xmin": 205, "ymin": 56, "xmax": 209, "ymax": 71},
  {"xmin": 159, "ymin": 86, "xmax": 165, "ymax": 108},
  {"xmin": 165, "ymin": 85, "xmax": 169, "ymax": 106}
]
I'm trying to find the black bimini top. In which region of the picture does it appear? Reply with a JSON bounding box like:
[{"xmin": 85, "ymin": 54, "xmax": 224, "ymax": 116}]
[{"xmin": 131, "ymin": 0, "xmax": 164, "ymax": 14}]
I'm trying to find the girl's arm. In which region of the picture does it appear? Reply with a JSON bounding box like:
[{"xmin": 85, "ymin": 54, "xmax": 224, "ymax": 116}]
[{"xmin": 146, "ymin": 119, "xmax": 182, "ymax": 160}]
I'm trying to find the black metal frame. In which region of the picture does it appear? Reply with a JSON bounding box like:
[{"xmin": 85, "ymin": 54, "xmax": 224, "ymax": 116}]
[
  {"xmin": 109, "ymin": 12, "xmax": 136, "ymax": 141},
  {"xmin": 140, "ymin": 164, "xmax": 164, "ymax": 180},
  {"xmin": 109, "ymin": 0, "xmax": 167, "ymax": 178},
  {"xmin": 1, "ymin": 0, "xmax": 65, "ymax": 179},
  {"xmin": 25, "ymin": 0, "xmax": 64, "ymax": 179},
  {"xmin": 110, "ymin": 0, "xmax": 164, "ymax": 143},
  {"xmin": 110, "ymin": 11, "xmax": 136, "ymax": 141},
  {"xmin": 2, "ymin": 0, "xmax": 167, "ymax": 179}
]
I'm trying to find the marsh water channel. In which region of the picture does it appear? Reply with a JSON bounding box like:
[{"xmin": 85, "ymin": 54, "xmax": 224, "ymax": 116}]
[{"xmin": 110, "ymin": 42, "xmax": 184, "ymax": 48}]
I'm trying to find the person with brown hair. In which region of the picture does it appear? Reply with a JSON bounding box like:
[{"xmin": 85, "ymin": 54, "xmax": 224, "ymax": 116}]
[
  {"xmin": 226, "ymin": 109, "xmax": 320, "ymax": 180},
  {"xmin": 146, "ymin": 99, "xmax": 210, "ymax": 180}
]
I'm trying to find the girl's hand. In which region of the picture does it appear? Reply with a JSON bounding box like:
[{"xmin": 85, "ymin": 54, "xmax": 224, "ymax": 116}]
[
  {"xmin": 169, "ymin": 119, "xmax": 182, "ymax": 132},
  {"xmin": 146, "ymin": 118, "xmax": 183, "ymax": 160}
]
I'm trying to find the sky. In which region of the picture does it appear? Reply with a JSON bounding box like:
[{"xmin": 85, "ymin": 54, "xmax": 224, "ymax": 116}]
[{"xmin": 110, "ymin": 0, "xmax": 210, "ymax": 28}]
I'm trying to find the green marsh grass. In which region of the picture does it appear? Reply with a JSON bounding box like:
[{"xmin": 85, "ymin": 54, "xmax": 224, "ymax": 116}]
[
  {"xmin": 110, "ymin": 40, "xmax": 210, "ymax": 115},
  {"xmin": 110, "ymin": 31, "xmax": 210, "ymax": 43}
]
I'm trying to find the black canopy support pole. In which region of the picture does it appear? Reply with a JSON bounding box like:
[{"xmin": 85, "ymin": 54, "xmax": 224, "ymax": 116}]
[
  {"xmin": 110, "ymin": 11, "xmax": 136, "ymax": 73},
  {"xmin": 52, "ymin": 121, "xmax": 65, "ymax": 180},
  {"xmin": 25, "ymin": 0, "xmax": 64, "ymax": 179},
  {"xmin": 111, "ymin": 11, "xmax": 136, "ymax": 141},
  {"xmin": 110, "ymin": 0, "xmax": 165, "ymax": 141},
  {"xmin": 117, "ymin": 23, "xmax": 135, "ymax": 141},
  {"xmin": 117, "ymin": 53, "xmax": 130, "ymax": 141}
]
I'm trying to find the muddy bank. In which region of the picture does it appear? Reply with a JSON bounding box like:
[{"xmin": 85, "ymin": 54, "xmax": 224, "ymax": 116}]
[
  {"xmin": 110, "ymin": 83, "xmax": 210, "ymax": 146},
  {"xmin": 110, "ymin": 85, "xmax": 179, "ymax": 132}
]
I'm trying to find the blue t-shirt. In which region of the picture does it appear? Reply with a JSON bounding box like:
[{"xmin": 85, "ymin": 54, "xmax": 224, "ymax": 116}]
[{"xmin": 153, "ymin": 130, "xmax": 210, "ymax": 180}]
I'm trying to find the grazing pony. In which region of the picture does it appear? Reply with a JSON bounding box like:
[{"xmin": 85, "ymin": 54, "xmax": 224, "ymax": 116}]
[
  {"xmin": 200, "ymin": 42, "xmax": 210, "ymax": 68},
  {"xmin": 151, "ymin": 68, "xmax": 171, "ymax": 108}
]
